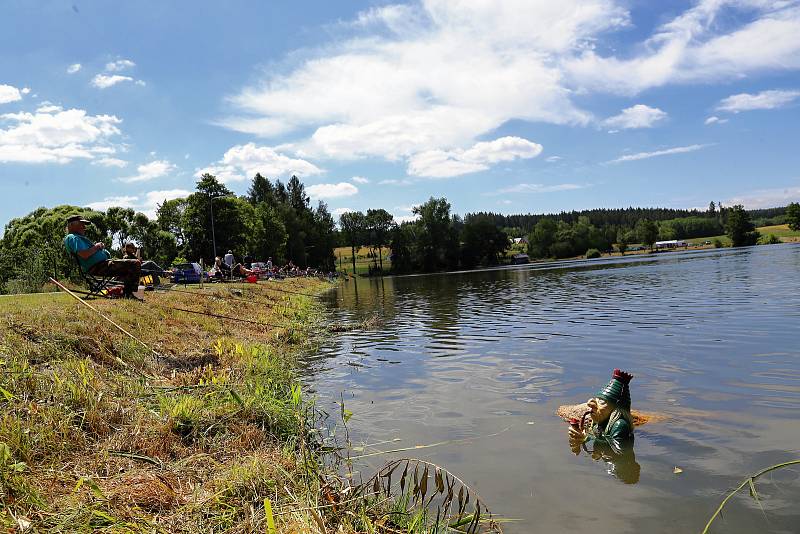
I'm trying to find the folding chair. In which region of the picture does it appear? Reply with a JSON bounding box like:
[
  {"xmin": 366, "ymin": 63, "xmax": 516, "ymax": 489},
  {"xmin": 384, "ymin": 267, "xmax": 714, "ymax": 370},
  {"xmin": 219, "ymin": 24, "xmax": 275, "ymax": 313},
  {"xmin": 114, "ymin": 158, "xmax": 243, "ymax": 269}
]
[{"xmin": 71, "ymin": 254, "xmax": 125, "ymax": 299}]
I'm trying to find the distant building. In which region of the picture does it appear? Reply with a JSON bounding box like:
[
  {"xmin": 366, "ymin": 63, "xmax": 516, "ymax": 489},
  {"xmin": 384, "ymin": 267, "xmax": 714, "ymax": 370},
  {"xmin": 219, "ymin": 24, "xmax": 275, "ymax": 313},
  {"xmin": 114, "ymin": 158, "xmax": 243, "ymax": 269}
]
[
  {"xmin": 512, "ymin": 237, "xmax": 529, "ymax": 245},
  {"xmin": 655, "ymin": 240, "xmax": 688, "ymax": 249}
]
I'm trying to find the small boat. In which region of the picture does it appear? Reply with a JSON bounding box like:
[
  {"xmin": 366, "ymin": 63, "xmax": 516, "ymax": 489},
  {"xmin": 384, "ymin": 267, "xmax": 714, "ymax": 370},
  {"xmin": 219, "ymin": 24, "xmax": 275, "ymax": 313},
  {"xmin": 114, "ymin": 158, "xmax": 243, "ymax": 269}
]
[{"xmin": 511, "ymin": 253, "xmax": 530, "ymax": 265}]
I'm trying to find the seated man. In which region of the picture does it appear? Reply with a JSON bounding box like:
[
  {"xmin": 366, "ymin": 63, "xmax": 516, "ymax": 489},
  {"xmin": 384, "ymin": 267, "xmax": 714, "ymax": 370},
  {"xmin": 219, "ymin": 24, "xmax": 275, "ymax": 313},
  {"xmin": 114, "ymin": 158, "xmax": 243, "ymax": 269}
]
[
  {"xmin": 63, "ymin": 215, "xmax": 141, "ymax": 299},
  {"xmin": 214, "ymin": 255, "xmax": 252, "ymax": 278}
]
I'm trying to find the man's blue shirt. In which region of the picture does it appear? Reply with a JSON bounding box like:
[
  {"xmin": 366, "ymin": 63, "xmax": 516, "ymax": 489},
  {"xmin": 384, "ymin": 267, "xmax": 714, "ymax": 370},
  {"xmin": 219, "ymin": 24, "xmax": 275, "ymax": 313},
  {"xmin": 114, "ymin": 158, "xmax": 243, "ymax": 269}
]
[{"xmin": 64, "ymin": 233, "xmax": 109, "ymax": 271}]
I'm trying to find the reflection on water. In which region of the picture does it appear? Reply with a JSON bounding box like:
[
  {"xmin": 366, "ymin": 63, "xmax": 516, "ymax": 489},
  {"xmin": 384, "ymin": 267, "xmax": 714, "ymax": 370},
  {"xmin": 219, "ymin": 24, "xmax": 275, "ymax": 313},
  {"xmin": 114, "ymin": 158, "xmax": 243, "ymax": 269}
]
[{"xmin": 306, "ymin": 245, "xmax": 800, "ymax": 533}]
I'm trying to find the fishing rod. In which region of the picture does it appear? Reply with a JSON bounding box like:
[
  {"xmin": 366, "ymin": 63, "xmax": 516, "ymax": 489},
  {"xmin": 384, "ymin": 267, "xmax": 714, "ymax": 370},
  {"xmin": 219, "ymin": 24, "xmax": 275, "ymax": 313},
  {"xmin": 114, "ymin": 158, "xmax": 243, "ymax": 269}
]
[{"xmin": 148, "ymin": 300, "xmax": 289, "ymax": 329}]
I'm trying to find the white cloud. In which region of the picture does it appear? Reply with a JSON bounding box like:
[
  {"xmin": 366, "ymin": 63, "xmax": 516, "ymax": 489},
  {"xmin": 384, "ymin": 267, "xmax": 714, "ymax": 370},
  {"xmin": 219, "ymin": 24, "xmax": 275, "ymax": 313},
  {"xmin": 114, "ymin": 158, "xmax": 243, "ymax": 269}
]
[
  {"xmin": 218, "ymin": 0, "xmax": 800, "ymax": 178},
  {"xmin": 86, "ymin": 195, "xmax": 139, "ymax": 211},
  {"xmin": 333, "ymin": 207, "xmax": 354, "ymax": 216},
  {"xmin": 603, "ymin": 104, "xmax": 667, "ymax": 129},
  {"xmin": 91, "ymin": 74, "xmax": 133, "ymax": 89},
  {"xmin": 351, "ymin": 176, "xmax": 370, "ymax": 184},
  {"xmin": 36, "ymin": 104, "xmax": 62, "ymax": 113},
  {"xmin": 140, "ymin": 189, "xmax": 191, "ymax": 217},
  {"xmin": 704, "ymin": 115, "xmax": 728, "ymax": 125},
  {"xmin": 20, "ymin": 87, "xmax": 30, "ymax": 95},
  {"xmin": 545, "ymin": 155, "xmax": 563, "ymax": 162},
  {"xmin": 105, "ymin": 59, "xmax": 136, "ymax": 72},
  {"xmin": 726, "ymin": 185, "xmax": 800, "ymax": 209},
  {"xmin": 716, "ymin": 89, "xmax": 800, "ymax": 113},
  {"xmin": 86, "ymin": 188, "xmax": 191, "ymax": 219},
  {"xmin": 566, "ymin": 1, "xmax": 800, "ymax": 95},
  {"xmin": 0, "ymin": 108, "xmax": 122, "ymax": 164},
  {"xmin": 119, "ymin": 160, "xmax": 176, "ymax": 183},
  {"xmin": 223, "ymin": 1, "xmax": 621, "ymax": 168},
  {"xmin": 0, "ymin": 85, "xmax": 23, "ymax": 105},
  {"xmin": 93, "ymin": 157, "xmax": 127, "ymax": 168},
  {"xmin": 408, "ymin": 136, "xmax": 543, "ymax": 178},
  {"xmin": 306, "ymin": 182, "xmax": 359, "ymax": 199},
  {"xmin": 67, "ymin": 63, "xmax": 82, "ymax": 74},
  {"xmin": 379, "ymin": 178, "xmax": 415, "ymax": 186},
  {"xmin": 608, "ymin": 143, "xmax": 710, "ymax": 164},
  {"xmin": 197, "ymin": 142, "xmax": 323, "ymax": 184},
  {"xmin": 494, "ymin": 183, "xmax": 586, "ymax": 194},
  {"xmin": 394, "ymin": 214, "xmax": 420, "ymax": 224}
]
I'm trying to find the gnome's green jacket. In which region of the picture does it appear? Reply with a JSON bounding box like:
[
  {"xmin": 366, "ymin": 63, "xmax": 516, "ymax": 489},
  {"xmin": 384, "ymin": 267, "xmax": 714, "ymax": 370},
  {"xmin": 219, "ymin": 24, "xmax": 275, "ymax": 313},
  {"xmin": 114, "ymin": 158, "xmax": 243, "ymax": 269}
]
[{"xmin": 587, "ymin": 415, "xmax": 633, "ymax": 455}]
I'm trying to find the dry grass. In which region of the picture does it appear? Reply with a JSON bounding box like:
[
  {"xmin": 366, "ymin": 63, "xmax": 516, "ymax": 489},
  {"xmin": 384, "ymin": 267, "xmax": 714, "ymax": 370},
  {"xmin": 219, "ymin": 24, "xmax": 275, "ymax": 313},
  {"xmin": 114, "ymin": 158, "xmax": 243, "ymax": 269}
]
[{"xmin": 0, "ymin": 279, "xmax": 362, "ymax": 532}]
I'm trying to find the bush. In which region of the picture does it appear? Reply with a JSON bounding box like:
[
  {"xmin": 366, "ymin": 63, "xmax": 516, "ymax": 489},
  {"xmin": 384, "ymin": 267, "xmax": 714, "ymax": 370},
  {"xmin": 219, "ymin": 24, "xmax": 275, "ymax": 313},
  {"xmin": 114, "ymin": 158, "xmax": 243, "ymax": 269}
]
[
  {"xmin": 713, "ymin": 238, "xmax": 724, "ymax": 248},
  {"xmin": 762, "ymin": 234, "xmax": 781, "ymax": 245},
  {"xmin": 585, "ymin": 248, "xmax": 601, "ymax": 259}
]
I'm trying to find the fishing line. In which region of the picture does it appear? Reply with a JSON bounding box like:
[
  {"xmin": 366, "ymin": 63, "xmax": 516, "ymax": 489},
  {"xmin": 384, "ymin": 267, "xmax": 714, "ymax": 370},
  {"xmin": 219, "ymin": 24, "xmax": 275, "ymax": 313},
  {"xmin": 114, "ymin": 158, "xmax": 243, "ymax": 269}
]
[{"xmin": 149, "ymin": 301, "xmax": 288, "ymax": 329}]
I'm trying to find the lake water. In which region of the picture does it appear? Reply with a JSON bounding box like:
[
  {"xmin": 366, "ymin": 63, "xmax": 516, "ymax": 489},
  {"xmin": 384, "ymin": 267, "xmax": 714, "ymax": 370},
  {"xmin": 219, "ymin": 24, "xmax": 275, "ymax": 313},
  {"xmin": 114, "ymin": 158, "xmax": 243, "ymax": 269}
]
[{"xmin": 306, "ymin": 245, "xmax": 800, "ymax": 533}]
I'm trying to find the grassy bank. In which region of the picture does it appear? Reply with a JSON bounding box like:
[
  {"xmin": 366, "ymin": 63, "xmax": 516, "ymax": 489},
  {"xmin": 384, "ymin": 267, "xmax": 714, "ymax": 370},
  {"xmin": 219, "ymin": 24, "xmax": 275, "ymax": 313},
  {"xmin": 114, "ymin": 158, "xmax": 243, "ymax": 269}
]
[{"xmin": 0, "ymin": 279, "xmax": 353, "ymax": 532}]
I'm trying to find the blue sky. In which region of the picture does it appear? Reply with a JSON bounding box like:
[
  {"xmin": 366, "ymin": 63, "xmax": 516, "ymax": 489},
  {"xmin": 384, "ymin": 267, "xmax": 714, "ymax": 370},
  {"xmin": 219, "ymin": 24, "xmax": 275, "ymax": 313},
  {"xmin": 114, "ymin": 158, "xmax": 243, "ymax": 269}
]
[{"xmin": 2, "ymin": 0, "xmax": 800, "ymax": 231}]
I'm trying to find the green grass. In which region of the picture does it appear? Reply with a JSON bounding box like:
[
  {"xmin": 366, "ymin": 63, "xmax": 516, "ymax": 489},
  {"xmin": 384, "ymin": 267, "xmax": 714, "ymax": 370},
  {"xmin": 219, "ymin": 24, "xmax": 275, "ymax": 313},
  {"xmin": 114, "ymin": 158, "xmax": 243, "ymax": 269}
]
[
  {"xmin": 0, "ymin": 279, "xmax": 370, "ymax": 532},
  {"xmin": 686, "ymin": 224, "xmax": 800, "ymax": 247}
]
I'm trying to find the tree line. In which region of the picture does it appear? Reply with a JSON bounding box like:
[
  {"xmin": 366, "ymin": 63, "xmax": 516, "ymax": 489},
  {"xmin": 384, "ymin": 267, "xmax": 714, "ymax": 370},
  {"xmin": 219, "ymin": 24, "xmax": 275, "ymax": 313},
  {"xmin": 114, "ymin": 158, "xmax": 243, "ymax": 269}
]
[{"xmin": 1, "ymin": 167, "xmax": 798, "ymax": 294}]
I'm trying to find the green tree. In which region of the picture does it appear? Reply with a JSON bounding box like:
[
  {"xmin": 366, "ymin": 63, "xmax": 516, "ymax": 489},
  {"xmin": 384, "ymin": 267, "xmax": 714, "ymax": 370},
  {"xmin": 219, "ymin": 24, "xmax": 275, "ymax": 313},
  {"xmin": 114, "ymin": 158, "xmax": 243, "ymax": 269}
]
[
  {"xmin": 616, "ymin": 229, "xmax": 633, "ymax": 255},
  {"xmin": 725, "ymin": 205, "xmax": 760, "ymax": 247},
  {"xmin": 365, "ymin": 208, "xmax": 395, "ymax": 273},
  {"xmin": 413, "ymin": 197, "xmax": 459, "ymax": 271},
  {"xmin": 156, "ymin": 198, "xmax": 188, "ymax": 248},
  {"xmin": 339, "ymin": 211, "xmax": 366, "ymax": 274},
  {"xmin": 635, "ymin": 219, "xmax": 659, "ymax": 251},
  {"xmin": 787, "ymin": 202, "xmax": 800, "ymax": 231},
  {"xmin": 461, "ymin": 214, "xmax": 509, "ymax": 267},
  {"xmin": 105, "ymin": 207, "xmax": 135, "ymax": 250},
  {"xmin": 252, "ymin": 203, "xmax": 287, "ymax": 263},
  {"xmin": 388, "ymin": 222, "xmax": 415, "ymax": 274},
  {"xmin": 527, "ymin": 218, "xmax": 557, "ymax": 258}
]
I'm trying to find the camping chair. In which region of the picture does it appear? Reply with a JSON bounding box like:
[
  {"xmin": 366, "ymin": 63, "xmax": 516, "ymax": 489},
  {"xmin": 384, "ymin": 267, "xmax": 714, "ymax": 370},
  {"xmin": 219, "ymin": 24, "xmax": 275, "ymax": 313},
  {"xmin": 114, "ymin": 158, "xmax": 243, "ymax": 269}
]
[{"xmin": 71, "ymin": 253, "xmax": 125, "ymax": 299}]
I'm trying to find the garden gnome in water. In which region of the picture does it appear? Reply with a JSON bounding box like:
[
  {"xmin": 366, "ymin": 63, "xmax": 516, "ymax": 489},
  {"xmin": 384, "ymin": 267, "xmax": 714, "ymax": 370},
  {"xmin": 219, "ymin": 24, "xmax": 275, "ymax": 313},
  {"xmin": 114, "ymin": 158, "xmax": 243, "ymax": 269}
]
[{"xmin": 569, "ymin": 369, "xmax": 635, "ymax": 455}]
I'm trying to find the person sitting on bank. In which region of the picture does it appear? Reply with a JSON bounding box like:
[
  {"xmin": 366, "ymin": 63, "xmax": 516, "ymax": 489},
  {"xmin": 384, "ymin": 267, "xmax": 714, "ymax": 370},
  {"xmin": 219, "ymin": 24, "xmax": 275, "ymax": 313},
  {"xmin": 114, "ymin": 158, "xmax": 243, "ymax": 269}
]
[
  {"xmin": 63, "ymin": 215, "xmax": 142, "ymax": 299},
  {"xmin": 568, "ymin": 369, "xmax": 635, "ymax": 455},
  {"xmin": 123, "ymin": 242, "xmax": 162, "ymax": 286},
  {"xmin": 214, "ymin": 256, "xmax": 252, "ymax": 278}
]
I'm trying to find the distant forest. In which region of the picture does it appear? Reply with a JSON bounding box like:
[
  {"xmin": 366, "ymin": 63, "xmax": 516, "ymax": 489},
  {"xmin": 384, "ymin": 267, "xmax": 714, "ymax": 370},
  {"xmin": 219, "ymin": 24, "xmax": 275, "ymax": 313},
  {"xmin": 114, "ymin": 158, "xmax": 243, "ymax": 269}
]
[{"xmin": 465, "ymin": 205, "xmax": 788, "ymax": 235}]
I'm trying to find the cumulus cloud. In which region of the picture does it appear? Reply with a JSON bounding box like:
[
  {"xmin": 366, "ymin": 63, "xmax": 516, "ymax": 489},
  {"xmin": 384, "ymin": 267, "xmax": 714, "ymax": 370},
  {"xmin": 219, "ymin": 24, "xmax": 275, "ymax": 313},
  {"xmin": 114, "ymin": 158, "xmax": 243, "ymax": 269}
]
[
  {"xmin": 716, "ymin": 89, "xmax": 800, "ymax": 113},
  {"xmin": 36, "ymin": 103, "xmax": 62, "ymax": 113},
  {"xmin": 0, "ymin": 85, "xmax": 24, "ymax": 105},
  {"xmin": 604, "ymin": 104, "xmax": 667, "ymax": 129},
  {"xmin": 119, "ymin": 160, "xmax": 176, "ymax": 183},
  {"xmin": 197, "ymin": 143, "xmax": 323, "ymax": 184},
  {"xmin": 92, "ymin": 74, "xmax": 134, "ymax": 89},
  {"xmin": 86, "ymin": 195, "xmax": 139, "ymax": 211},
  {"xmin": 0, "ymin": 107, "xmax": 122, "ymax": 164},
  {"xmin": 306, "ymin": 182, "xmax": 359, "ymax": 199},
  {"xmin": 407, "ymin": 136, "xmax": 543, "ymax": 178},
  {"xmin": 217, "ymin": 0, "xmax": 800, "ymax": 178},
  {"xmin": 67, "ymin": 63, "xmax": 82, "ymax": 74},
  {"xmin": 566, "ymin": 1, "xmax": 800, "ymax": 95},
  {"xmin": 105, "ymin": 59, "xmax": 136, "ymax": 72},
  {"xmin": 351, "ymin": 176, "xmax": 370, "ymax": 184},
  {"xmin": 726, "ymin": 185, "xmax": 800, "ymax": 209},
  {"xmin": 704, "ymin": 116, "xmax": 728, "ymax": 125},
  {"xmin": 608, "ymin": 144, "xmax": 710, "ymax": 164},
  {"xmin": 333, "ymin": 207, "xmax": 354, "ymax": 216},
  {"xmin": 87, "ymin": 188, "xmax": 191, "ymax": 219}
]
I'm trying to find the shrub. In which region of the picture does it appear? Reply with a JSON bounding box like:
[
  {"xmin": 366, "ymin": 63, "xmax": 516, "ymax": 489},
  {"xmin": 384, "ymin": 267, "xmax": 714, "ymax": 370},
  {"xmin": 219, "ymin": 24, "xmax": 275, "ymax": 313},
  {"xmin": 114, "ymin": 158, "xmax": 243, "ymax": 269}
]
[
  {"xmin": 713, "ymin": 238, "xmax": 724, "ymax": 248},
  {"xmin": 585, "ymin": 248, "xmax": 601, "ymax": 259},
  {"xmin": 762, "ymin": 234, "xmax": 781, "ymax": 245}
]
